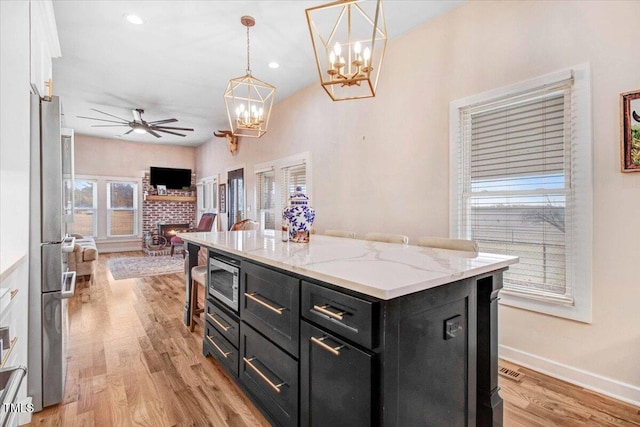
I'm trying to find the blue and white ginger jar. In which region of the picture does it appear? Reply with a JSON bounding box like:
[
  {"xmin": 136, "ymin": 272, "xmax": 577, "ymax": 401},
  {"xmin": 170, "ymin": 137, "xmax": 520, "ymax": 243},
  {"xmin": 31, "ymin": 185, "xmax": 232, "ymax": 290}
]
[{"xmin": 282, "ymin": 186, "xmax": 315, "ymax": 243}]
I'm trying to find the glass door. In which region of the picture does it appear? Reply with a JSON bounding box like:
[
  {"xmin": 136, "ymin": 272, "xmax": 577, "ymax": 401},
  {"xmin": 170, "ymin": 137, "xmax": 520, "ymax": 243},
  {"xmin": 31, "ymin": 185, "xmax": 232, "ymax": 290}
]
[{"xmin": 227, "ymin": 168, "xmax": 244, "ymax": 230}]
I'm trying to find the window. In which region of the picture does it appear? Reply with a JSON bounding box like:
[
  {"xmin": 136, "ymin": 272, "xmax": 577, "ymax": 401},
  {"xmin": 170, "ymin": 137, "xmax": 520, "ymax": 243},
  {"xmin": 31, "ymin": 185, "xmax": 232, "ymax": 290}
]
[
  {"xmin": 255, "ymin": 153, "xmax": 311, "ymax": 231},
  {"xmin": 72, "ymin": 179, "xmax": 97, "ymax": 237},
  {"xmin": 107, "ymin": 181, "xmax": 138, "ymax": 237},
  {"xmin": 256, "ymin": 169, "xmax": 276, "ymax": 229},
  {"xmin": 281, "ymin": 163, "xmax": 307, "ymax": 211},
  {"xmin": 197, "ymin": 176, "xmax": 218, "ymax": 219},
  {"xmin": 450, "ymin": 65, "xmax": 592, "ymax": 322}
]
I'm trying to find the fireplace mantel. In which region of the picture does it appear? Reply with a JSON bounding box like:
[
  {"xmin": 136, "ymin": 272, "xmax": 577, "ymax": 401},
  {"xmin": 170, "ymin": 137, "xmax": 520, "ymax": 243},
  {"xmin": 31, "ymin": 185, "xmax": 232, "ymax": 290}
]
[{"xmin": 146, "ymin": 195, "xmax": 196, "ymax": 202}]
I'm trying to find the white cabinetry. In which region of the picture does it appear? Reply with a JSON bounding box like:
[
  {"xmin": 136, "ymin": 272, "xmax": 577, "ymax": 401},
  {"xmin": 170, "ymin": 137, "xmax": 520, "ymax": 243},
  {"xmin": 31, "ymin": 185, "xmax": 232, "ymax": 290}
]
[
  {"xmin": 1, "ymin": 0, "xmax": 61, "ymax": 424},
  {"xmin": 30, "ymin": 0, "xmax": 61, "ymax": 97}
]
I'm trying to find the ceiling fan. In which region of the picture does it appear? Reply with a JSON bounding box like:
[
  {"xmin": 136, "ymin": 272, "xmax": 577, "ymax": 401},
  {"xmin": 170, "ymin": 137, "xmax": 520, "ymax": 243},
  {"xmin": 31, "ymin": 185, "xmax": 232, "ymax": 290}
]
[{"xmin": 78, "ymin": 108, "xmax": 194, "ymax": 138}]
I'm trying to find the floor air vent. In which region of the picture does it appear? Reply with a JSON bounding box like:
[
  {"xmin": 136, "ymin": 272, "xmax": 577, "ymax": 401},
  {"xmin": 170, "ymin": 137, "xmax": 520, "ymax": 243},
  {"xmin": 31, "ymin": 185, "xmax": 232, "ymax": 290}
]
[{"xmin": 498, "ymin": 365, "xmax": 524, "ymax": 382}]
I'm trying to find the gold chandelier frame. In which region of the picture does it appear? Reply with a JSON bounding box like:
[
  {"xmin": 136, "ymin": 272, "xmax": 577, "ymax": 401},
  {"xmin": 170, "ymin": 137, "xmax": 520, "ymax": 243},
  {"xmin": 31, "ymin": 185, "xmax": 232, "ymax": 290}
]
[
  {"xmin": 223, "ymin": 16, "xmax": 275, "ymax": 138},
  {"xmin": 306, "ymin": 0, "xmax": 387, "ymax": 101}
]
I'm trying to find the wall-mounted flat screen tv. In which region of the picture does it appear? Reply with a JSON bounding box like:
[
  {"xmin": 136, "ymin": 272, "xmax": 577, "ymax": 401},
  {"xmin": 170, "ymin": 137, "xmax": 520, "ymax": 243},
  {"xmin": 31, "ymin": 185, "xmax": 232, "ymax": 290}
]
[{"xmin": 150, "ymin": 167, "xmax": 192, "ymax": 189}]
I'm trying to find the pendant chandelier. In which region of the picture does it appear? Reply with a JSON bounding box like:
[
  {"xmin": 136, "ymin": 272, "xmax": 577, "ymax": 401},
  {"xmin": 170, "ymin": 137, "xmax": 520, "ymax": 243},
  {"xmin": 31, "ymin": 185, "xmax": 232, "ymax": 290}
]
[
  {"xmin": 224, "ymin": 16, "xmax": 275, "ymax": 138},
  {"xmin": 305, "ymin": 0, "xmax": 387, "ymax": 101}
]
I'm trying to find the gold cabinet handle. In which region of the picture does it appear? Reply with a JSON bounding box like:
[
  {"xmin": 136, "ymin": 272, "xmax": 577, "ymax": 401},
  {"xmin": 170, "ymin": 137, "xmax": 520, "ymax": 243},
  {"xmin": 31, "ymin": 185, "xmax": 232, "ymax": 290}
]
[
  {"xmin": 243, "ymin": 357, "xmax": 286, "ymax": 394},
  {"xmin": 207, "ymin": 312, "xmax": 231, "ymax": 331},
  {"xmin": 206, "ymin": 335, "xmax": 230, "ymax": 359},
  {"xmin": 310, "ymin": 336, "xmax": 344, "ymax": 356},
  {"xmin": 244, "ymin": 292, "xmax": 285, "ymax": 315},
  {"xmin": 312, "ymin": 304, "xmax": 345, "ymax": 321}
]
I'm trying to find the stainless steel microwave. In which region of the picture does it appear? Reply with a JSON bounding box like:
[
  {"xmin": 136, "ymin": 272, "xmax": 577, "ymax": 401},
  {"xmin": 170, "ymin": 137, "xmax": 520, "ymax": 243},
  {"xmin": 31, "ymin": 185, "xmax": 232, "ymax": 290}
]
[{"xmin": 208, "ymin": 255, "xmax": 240, "ymax": 311}]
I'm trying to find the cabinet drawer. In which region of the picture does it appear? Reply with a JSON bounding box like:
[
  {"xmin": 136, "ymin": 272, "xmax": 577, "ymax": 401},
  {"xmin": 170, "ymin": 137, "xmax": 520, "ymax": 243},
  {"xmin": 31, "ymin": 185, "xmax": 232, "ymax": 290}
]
[
  {"xmin": 241, "ymin": 262, "xmax": 300, "ymax": 357},
  {"xmin": 302, "ymin": 281, "xmax": 377, "ymax": 349},
  {"xmin": 300, "ymin": 321, "xmax": 374, "ymax": 427},
  {"xmin": 240, "ymin": 323, "xmax": 298, "ymax": 427},
  {"xmin": 206, "ymin": 299, "xmax": 239, "ymax": 348},
  {"xmin": 204, "ymin": 322, "xmax": 239, "ymax": 377}
]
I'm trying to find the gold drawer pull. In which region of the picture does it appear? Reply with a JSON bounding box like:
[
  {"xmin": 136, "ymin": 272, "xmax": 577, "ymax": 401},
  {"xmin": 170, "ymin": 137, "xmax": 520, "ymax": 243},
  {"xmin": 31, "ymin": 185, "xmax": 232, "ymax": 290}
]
[
  {"xmin": 206, "ymin": 335, "xmax": 230, "ymax": 359},
  {"xmin": 245, "ymin": 292, "xmax": 285, "ymax": 315},
  {"xmin": 207, "ymin": 312, "xmax": 231, "ymax": 331},
  {"xmin": 310, "ymin": 336, "xmax": 344, "ymax": 356},
  {"xmin": 312, "ymin": 304, "xmax": 345, "ymax": 321},
  {"xmin": 243, "ymin": 357, "xmax": 286, "ymax": 394}
]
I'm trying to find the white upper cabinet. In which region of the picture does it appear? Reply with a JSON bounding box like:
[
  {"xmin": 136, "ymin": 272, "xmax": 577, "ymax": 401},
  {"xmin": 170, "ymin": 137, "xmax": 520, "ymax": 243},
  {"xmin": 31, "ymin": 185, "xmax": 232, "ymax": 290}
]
[{"xmin": 30, "ymin": 0, "xmax": 61, "ymax": 97}]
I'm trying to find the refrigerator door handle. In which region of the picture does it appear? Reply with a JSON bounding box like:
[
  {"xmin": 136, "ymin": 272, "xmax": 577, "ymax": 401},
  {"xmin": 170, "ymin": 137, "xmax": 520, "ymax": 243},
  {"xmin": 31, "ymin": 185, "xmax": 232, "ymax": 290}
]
[
  {"xmin": 61, "ymin": 271, "xmax": 76, "ymax": 299},
  {"xmin": 61, "ymin": 236, "xmax": 75, "ymax": 252}
]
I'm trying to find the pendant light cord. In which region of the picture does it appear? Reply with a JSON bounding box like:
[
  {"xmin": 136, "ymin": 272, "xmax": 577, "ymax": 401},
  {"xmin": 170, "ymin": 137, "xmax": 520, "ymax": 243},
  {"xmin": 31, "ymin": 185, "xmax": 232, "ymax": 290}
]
[{"xmin": 246, "ymin": 24, "xmax": 251, "ymax": 75}]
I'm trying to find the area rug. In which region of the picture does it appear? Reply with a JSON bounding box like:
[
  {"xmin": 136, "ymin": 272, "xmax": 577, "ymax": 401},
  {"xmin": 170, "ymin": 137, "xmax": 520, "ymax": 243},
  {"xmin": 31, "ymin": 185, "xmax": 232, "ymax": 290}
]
[{"xmin": 107, "ymin": 256, "xmax": 184, "ymax": 280}]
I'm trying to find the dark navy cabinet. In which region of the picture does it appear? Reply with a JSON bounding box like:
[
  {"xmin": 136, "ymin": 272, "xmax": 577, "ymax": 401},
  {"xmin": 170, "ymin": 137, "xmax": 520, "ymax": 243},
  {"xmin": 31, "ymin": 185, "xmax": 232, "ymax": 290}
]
[
  {"xmin": 199, "ymin": 253, "xmax": 505, "ymax": 427},
  {"xmin": 300, "ymin": 320, "xmax": 374, "ymax": 427}
]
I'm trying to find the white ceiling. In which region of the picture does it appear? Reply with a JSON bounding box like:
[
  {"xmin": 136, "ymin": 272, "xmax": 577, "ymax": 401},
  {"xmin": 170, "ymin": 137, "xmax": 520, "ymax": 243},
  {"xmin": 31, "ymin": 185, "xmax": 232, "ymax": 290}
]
[{"xmin": 53, "ymin": 0, "xmax": 464, "ymax": 147}]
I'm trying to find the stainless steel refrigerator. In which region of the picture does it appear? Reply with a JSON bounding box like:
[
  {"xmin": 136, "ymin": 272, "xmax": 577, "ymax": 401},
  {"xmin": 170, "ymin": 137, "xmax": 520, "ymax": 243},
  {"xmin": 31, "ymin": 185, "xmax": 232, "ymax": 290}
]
[{"xmin": 28, "ymin": 93, "xmax": 76, "ymax": 411}]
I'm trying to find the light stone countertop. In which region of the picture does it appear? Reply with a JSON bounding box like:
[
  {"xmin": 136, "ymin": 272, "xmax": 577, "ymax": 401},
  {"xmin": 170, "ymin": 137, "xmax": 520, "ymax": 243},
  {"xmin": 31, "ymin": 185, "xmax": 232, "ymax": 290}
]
[{"xmin": 177, "ymin": 230, "xmax": 518, "ymax": 300}]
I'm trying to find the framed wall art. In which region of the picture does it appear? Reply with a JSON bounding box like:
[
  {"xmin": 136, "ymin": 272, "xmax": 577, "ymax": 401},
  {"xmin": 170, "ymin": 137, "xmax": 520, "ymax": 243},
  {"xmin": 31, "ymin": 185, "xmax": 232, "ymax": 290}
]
[
  {"xmin": 621, "ymin": 89, "xmax": 640, "ymax": 172},
  {"xmin": 219, "ymin": 183, "xmax": 227, "ymax": 213}
]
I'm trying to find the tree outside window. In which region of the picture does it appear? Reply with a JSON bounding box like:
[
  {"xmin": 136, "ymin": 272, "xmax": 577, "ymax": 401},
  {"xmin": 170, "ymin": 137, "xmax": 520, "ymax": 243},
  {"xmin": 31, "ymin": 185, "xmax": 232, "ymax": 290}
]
[
  {"xmin": 107, "ymin": 182, "xmax": 138, "ymax": 236},
  {"xmin": 73, "ymin": 179, "xmax": 97, "ymax": 236}
]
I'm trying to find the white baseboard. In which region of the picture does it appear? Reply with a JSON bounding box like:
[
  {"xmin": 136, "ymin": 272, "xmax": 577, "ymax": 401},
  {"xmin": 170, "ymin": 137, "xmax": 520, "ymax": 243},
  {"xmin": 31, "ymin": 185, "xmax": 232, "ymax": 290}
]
[
  {"xmin": 95, "ymin": 239, "xmax": 142, "ymax": 253},
  {"xmin": 499, "ymin": 345, "xmax": 640, "ymax": 407}
]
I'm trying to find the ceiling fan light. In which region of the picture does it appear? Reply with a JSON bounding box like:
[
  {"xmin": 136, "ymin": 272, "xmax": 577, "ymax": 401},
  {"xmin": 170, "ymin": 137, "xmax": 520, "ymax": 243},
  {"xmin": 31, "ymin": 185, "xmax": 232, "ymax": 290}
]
[{"xmin": 133, "ymin": 127, "xmax": 147, "ymax": 134}]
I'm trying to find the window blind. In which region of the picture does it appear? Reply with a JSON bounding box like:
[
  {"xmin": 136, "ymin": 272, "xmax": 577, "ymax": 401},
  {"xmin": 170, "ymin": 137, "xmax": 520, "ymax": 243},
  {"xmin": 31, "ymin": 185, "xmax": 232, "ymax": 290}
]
[
  {"xmin": 256, "ymin": 169, "xmax": 276, "ymax": 229},
  {"xmin": 460, "ymin": 83, "xmax": 573, "ymax": 302},
  {"xmin": 280, "ymin": 163, "xmax": 307, "ymax": 212}
]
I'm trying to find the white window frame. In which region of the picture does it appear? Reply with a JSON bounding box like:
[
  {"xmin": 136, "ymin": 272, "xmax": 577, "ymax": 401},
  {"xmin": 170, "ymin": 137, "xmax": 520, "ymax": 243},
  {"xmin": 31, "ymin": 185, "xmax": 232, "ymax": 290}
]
[
  {"xmin": 255, "ymin": 167, "xmax": 276, "ymax": 230},
  {"xmin": 254, "ymin": 152, "xmax": 312, "ymax": 231},
  {"xmin": 450, "ymin": 64, "xmax": 592, "ymax": 323},
  {"xmin": 197, "ymin": 175, "xmax": 218, "ymax": 219},
  {"xmin": 72, "ymin": 177, "xmax": 98, "ymax": 237},
  {"xmin": 106, "ymin": 180, "xmax": 139, "ymax": 238}
]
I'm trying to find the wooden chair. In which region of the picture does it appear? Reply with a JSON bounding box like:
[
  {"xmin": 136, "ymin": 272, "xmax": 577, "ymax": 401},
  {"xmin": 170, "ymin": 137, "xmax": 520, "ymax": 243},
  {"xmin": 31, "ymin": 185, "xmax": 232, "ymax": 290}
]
[
  {"xmin": 230, "ymin": 219, "xmax": 260, "ymax": 231},
  {"xmin": 189, "ymin": 247, "xmax": 208, "ymax": 331},
  {"xmin": 417, "ymin": 236, "xmax": 479, "ymax": 253},
  {"xmin": 324, "ymin": 229, "xmax": 356, "ymax": 239},
  {"xmin": 170, "ymin": 213, "xmax": 216, "ymax": 257},
  {"xmin": 364, "ymin": 232, "xmax": 409, "ymax": 245}
]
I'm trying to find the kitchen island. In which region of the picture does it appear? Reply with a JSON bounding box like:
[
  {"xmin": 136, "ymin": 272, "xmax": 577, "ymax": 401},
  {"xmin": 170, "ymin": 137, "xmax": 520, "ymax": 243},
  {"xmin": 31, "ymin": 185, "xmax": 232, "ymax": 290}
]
[{"xmin": 178, "ymin": 230, "xmax": 518, "ymax": 427}]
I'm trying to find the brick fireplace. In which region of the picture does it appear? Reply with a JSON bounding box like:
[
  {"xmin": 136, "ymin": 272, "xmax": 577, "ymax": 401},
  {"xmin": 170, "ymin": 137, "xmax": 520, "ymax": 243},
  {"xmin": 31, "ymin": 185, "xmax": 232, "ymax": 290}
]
[
  {"xmin": 142, "ymin": 172, "xmax": 197, "ymax": 253},
  {"xmin": 158, "ymin": 223, "xmax": 190, "ymax": 241}
]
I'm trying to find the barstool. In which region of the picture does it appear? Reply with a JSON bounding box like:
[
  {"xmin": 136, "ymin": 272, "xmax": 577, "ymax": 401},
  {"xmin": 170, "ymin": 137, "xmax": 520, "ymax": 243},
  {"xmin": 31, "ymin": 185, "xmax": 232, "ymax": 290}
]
[
  {"xmin": 190, "ymin": 264, "xmax": 207, "ymax": 332},
  {"xmin": 364, "ymin": 232, "xmax": 409, "ymax": 245},
  {"xmin": 324, "ymin": 229, "xmax": 356, "ymax": 239},
  {"xmin": 417, "ymin": 236, "xmax": 478, "ymax": 253}
]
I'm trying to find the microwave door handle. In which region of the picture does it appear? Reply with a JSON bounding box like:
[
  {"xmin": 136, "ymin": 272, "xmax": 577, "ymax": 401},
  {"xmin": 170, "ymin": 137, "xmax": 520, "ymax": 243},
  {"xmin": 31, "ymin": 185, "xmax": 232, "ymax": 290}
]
[{"xmin": 61, "ymin": 271, "xmax": 76, "ymax": 299}]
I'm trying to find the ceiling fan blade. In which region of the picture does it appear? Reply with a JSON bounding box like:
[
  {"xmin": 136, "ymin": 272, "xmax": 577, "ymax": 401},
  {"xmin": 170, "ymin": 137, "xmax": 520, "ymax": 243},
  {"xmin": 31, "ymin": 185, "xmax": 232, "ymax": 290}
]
[
  {"xmin": 148, "ymin": 118, "xmax": 178, "ymax": 125},
  {"xmin": 90, "ymin": 124, "xmax": 129, "ymax": 127},
  {"xmin": 89, "ymin": 108, "xmax": 130, "ymax": 122},
  {"xmin": 152, "ymin": 125, "xmax": 194, "ymax": 131},
  {"xmin": 147, "ymin": 129, "xmax": 162, "ymax": 138},
  {"xmin": 155, "ymin": 129, "xmax": 187, "ymax": 137},
  {"xmin": 77, "ymin": 116, "xmax": 127, "ymax": 124},
  {"xmin": 123, "ymin": 129, "xmax": 134, "ymax": 135}
]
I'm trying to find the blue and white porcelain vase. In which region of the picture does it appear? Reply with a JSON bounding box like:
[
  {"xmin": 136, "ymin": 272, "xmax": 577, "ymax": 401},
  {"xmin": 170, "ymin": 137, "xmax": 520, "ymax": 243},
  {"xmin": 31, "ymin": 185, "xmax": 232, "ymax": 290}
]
[{"xmin": 282, "ymin": 186, "xmax": 315, "ymax": 243}]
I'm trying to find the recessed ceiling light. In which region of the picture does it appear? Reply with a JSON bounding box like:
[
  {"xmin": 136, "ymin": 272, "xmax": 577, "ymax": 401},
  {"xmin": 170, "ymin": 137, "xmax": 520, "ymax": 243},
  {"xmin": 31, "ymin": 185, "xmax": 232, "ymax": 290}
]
[
  {"xmin": 268, "ymin": 62, "xmax": 279, "ymax": 69},
  {"xmin": 125, "ymin": 14, "xmax": 144, "ymax": 25}
]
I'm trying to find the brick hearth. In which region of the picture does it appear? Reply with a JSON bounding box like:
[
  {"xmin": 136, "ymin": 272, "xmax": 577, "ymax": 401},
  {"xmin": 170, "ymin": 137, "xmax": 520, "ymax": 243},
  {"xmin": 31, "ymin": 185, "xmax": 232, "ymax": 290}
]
[{"xmin": 142, "ymin": 172, "xmax": 197, "ymax": 250}]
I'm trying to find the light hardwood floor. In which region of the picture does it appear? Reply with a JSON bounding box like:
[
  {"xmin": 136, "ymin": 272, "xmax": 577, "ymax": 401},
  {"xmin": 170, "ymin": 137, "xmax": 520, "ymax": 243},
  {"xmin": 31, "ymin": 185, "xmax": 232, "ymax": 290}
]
[{"xmin": 28, "ymin": 252, "xmax": 640, "ymax": 426}]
